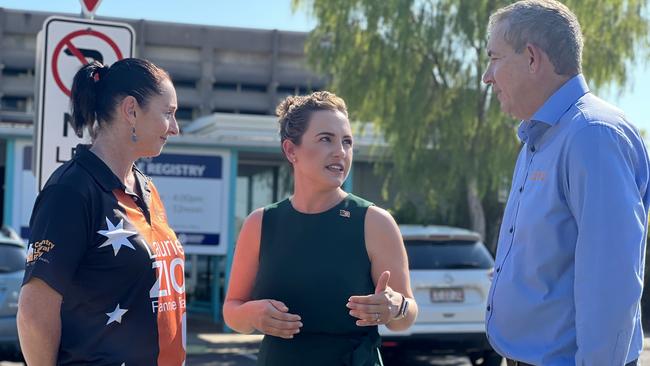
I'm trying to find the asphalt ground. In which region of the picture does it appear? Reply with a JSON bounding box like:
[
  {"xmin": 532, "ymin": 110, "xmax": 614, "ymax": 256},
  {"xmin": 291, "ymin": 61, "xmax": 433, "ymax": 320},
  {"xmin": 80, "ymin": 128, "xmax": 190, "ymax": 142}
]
[
  {"xmin": 3, "ymin": 316, "xmax": 650, "ymax": 365},
  {"xmin": 181, "ymin": 316, "xmax": 650, "ymax": 365},
  {"xmin": 184, "ymin": 333, "xmax": 650, "ymax": 366}
]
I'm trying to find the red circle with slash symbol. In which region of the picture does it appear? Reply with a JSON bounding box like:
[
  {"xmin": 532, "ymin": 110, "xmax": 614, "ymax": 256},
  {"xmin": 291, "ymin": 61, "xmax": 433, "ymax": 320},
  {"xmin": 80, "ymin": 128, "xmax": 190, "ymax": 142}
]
[{"xmin": 51, "ymin": 28, "xmax": 123, "ymax": 97}]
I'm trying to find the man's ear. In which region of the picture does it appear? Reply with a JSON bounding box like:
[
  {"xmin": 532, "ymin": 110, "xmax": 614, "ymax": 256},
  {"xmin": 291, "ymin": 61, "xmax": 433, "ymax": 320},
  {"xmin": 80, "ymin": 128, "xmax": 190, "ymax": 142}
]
[
  {"xmin": 282, "ymin": 139, "xmax": 297, "ymax": 163},
  {"xmin": 526, "ymin": 43, "xmax": 545, "ymax": 74},
  {"xmin": 118, "ymin": 95, "xmax": 138, "ymax": 125}
]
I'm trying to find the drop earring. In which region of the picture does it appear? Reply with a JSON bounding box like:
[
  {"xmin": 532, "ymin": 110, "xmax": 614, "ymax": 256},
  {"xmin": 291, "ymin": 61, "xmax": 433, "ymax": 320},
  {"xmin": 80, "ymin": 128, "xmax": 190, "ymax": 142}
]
[{"xmin": 131, "ymin": 126, "xmax": 138, "ymax": 142}]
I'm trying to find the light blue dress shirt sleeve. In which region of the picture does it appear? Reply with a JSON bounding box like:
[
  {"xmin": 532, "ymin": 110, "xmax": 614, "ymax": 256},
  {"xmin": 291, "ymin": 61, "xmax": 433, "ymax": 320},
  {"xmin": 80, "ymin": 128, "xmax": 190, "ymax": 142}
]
[{"xmin": 566, "ymin": 124, "xmax": 646, "ymax": 365}]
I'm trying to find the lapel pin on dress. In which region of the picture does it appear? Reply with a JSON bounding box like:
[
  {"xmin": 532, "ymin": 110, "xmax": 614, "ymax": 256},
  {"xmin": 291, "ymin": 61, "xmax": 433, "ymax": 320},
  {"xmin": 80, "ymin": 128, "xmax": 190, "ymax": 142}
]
[{"xmin": 339, "ymin": 209, "xmax": 351, "ymax": 218}]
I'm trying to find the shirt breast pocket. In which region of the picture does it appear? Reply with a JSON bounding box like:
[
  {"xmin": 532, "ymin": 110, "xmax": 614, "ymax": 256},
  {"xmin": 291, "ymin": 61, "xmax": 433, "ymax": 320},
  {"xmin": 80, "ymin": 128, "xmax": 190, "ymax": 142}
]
[{"xmin": 519, "ymin": 161, "xmax": 562, "ymax": 215}]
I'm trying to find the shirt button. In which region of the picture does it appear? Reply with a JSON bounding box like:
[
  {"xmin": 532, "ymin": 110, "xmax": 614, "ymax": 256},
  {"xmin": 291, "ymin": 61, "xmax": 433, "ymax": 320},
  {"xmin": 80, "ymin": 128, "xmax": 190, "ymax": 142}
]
[
  {"xmin": 496, "ymin": 267, "xmax": 501, "ymax": 273},
  {"xmin": 530, "ymin": 146, "xmax": 536, "ymax": 152},
  {"xmin": 519, "ymin": 186, "xmax": 523, "ymax": 193},
  {"xmin": 509, "ymin": 226, "xmax": 514, "ymax": 233},
  {"xmin": 487, "ymin": 305, "xmax": 491, "ymax": 311}
]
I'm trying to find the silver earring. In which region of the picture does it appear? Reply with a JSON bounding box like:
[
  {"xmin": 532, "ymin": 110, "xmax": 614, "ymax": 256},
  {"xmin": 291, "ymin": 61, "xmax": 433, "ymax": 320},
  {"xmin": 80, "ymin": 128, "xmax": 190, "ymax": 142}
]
[{"xmin": 131, "ymin": 126, "xmax": 138, "ymax": 142}]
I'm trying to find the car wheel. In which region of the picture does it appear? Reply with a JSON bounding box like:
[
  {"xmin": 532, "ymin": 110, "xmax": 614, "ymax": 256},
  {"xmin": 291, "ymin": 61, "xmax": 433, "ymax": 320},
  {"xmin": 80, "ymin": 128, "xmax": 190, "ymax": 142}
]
[
  {"xmin": 469, "ymin": 350, "xmax": 503, "ymax": 366},
  {"xmin": 468, "ymin": 352, "xmax": 482, "ymax": 365},
  {"xmin": 482, "ymin": 350, "xmax": 503, "ymax": 366}
]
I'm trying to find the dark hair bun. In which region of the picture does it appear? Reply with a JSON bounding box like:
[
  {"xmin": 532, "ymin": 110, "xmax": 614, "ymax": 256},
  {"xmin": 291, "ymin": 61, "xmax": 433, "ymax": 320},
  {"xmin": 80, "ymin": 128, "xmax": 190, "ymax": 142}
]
[{"xmin": 276, "ymin": 95, "xmax": 300, "ymax": 119}]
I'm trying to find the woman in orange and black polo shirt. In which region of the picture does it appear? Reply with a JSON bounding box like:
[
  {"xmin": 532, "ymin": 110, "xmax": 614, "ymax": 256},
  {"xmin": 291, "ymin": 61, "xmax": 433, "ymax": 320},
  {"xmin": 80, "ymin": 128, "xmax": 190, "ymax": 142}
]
[{"xmin": 17, "ymin": 58, "xmax": 186, "ymax": 365}]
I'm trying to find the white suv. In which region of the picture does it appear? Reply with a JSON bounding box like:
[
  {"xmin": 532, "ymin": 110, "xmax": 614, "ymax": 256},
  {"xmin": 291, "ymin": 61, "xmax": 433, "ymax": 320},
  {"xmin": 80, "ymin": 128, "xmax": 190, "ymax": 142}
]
[{"xmin": 379, "ymin": 225, "xmax": 501, "ymax": 366}]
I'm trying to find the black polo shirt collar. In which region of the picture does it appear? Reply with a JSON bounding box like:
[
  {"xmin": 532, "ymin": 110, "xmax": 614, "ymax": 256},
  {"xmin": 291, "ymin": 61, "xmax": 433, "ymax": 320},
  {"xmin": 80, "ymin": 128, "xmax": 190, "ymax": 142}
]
[
  {"xmin": 133, "ymin": 164, "xmax": 152, "ymax": 208},
  {"xmin": 74, "ymin": 144, "xmax": 152, "ymax": 202},
  {"xmin": 74, "ymin": 144, "xmax": 122, "ymax": 192}
]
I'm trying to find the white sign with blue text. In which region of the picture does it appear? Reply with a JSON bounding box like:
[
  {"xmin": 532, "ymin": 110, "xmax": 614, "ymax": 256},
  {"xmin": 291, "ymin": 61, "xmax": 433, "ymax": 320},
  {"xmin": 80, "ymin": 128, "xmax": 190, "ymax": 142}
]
[{"xmin": 137, "ymin": 150, "xmax": 230, "ymax": 255}]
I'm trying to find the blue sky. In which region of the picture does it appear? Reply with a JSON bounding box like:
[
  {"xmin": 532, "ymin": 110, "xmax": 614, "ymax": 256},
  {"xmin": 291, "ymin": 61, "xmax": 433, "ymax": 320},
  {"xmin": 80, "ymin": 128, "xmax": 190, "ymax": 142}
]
[{"xmin": 0, "ymin": 0, "xmax": 647, "ymax": 133}]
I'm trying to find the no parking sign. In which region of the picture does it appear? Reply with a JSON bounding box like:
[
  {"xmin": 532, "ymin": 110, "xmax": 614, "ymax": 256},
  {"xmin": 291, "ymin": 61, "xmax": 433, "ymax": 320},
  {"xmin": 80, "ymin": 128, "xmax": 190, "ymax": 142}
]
[{"xmin": 34, "ymin": 16, "xmax": 134, "ymax": 190}]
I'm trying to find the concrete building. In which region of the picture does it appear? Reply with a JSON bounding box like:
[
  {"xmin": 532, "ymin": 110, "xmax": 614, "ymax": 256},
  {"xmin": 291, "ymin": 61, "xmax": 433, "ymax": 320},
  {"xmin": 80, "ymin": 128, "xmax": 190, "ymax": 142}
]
[{"xmin": 0, "ymin": 7, "xmax": 390, "ymax": 321}]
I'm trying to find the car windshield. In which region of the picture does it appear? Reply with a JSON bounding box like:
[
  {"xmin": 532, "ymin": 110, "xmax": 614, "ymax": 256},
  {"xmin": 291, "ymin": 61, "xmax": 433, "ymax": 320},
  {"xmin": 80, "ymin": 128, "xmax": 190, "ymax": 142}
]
[
  {"xmin": 404, "ymin": 239, "xmax": 494, "ymax": 270},
  {"xmin": 0, "ymin": 243, "xmax": 26, "ymax": 273}
]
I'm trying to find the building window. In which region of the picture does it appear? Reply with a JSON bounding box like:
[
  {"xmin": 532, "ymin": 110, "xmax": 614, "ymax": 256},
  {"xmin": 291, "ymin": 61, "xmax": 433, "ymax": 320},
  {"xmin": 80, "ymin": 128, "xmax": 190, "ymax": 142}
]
[
  {"xmin": 277, "ymin": 85, "xmax": 320, "ymax": 96},
  {"xmin": 176, "ymin": 107, "xmax": 194, "ymax": 121},
  {"xmin": 213, "ymin": 82, "xmax": 268, "ymax": 93},
  {"xmin": 238, "ymin": 109, "xmax": 267, "ymax": 116},
  {"xmin": 277, "ymin": 85, "xmax": 297, "ymax": 95},
  {"xmin": 240, "ymin": 83, "xmax": 267, "ymax": 93},
  {"xmin": 2, "ymin": 67, "xmax": 32, "ymax": 77},
  {"xmin": 1, "ymin": 96, "xmax": 28, "ymax": 112},
  {"xmin": 235, "ymin": 163, "xmax": 293, "ymax": 234},
  {"xmin": 23, "ymin": 146, "xmax": 33, "ymax": 170},
  {"xmin": 212, "ymin": 108, "xmax": 237, "ymax": 114},
  {"xmin": 211, "ymin": 108, "xmax": 268, "ymax": 115},
  {"xmin": 298, "ymin": 86, "xmax": 317, "ymax": 95},
  {"xmin": 173, "ymin": 79, "xmax": 197, "ymax": 89},
  {"xmin": 214, "ymin": 82, "xmax": 238, "ymax": 91}
]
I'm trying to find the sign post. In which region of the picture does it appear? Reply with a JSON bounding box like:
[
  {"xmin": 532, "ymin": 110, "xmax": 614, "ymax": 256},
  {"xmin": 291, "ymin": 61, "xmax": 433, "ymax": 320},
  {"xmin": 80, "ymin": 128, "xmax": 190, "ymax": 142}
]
[{"xmin": 34, "ymin": 16, "xmax": 134, "ymax": 190}]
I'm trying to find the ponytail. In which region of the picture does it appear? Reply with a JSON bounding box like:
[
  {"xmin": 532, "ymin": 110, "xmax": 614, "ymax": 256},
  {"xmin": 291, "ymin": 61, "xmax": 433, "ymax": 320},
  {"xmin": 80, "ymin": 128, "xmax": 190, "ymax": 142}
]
[{"xmin": 70, "ymin": 61, "xmax": 108, "ymax": 138}]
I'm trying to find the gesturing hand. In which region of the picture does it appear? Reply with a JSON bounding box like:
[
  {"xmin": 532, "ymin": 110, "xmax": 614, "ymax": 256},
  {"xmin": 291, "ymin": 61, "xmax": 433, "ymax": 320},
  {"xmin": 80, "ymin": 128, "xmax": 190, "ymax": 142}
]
[
  {"xmin": 248, "ymin": 299, "xmax": 303, "ymax": 338},
  {"xmin": 346, "ymin": 271, "xmax": 401, "ymax": 326}
]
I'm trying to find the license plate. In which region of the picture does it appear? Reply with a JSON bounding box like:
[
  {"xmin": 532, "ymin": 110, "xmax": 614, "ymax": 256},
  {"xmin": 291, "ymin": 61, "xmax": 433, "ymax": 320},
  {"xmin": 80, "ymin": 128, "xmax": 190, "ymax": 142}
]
[{"xmin": 430, "ymin": 288, "xmax": 464, "ymax": 303}]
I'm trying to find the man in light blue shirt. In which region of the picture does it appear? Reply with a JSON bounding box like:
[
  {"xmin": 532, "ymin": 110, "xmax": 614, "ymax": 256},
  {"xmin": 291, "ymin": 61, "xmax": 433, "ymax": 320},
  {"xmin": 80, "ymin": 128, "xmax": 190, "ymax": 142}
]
[{"xmin": 483, "ymin": 1, "xmax": 650, "ymax": 365}]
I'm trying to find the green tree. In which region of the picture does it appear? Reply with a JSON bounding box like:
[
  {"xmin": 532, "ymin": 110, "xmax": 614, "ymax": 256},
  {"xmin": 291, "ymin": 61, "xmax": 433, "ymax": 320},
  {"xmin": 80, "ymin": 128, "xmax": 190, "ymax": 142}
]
[{"xmin": 293, "ymin": 0, "xmax": 649, "ymax": 247}]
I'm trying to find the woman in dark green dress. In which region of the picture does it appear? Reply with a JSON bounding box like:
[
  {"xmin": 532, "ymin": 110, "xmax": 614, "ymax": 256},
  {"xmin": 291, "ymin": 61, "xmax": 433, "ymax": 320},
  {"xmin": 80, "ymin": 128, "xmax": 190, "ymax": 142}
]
[{"xmin": 224, "ymin": 91, "xmax": 418, "ymax": 366}]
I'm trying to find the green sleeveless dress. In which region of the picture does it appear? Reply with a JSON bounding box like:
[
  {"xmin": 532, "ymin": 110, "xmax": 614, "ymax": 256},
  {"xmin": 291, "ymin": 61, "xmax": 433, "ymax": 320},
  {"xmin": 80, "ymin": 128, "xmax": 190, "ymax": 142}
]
[{"xmin": 252, "ymin": 194, "xmax": 383, "ymax": 366}]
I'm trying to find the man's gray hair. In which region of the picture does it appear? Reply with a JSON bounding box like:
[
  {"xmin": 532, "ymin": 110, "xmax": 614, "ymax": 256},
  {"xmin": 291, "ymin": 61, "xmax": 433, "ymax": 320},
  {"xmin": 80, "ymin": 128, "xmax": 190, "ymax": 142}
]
[{"xmin": 488, "ymin": 0, "xmax": 583, "ymax": 76}]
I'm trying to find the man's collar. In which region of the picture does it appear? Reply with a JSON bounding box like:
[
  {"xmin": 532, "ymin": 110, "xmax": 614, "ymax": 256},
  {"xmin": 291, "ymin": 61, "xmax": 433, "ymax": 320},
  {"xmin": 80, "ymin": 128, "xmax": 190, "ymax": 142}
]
[{"xmin": 529, "ymin": 74, "xmax": 590, "ymax": 126}]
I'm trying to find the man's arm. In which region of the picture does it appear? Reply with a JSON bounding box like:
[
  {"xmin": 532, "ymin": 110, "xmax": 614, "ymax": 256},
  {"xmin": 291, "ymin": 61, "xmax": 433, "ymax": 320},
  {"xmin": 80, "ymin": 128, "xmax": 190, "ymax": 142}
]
[
  {"xmin": 18, "ymin": 278, "xmax": 62, "ymax": 366},
  {"xmin": 566, "ymin": 125, "xmax": 646, "ymax": 365}
]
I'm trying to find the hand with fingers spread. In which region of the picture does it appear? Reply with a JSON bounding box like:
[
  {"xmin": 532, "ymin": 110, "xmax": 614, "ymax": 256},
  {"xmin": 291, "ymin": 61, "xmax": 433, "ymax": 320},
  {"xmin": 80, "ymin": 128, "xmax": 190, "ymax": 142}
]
[
  {"xmin": 247, "ymin": 299, "xmax": 303, "ymax": 339},
  {"xmin": 346, "ymin": 271, "xmax": 402, "ymax": 326}
]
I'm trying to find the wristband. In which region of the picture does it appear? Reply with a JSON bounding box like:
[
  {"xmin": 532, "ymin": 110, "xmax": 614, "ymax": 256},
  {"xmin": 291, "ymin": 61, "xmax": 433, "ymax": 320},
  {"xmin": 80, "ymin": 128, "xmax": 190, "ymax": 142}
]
[{"xmin": 392, "ymin": 294, "xmax": 408, "ymax": 320}]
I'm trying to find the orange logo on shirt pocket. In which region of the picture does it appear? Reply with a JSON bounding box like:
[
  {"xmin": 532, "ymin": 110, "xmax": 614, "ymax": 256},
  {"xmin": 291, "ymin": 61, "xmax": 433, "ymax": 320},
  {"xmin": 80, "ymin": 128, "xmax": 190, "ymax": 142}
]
[{"xmin": 530, "ymin": 171, "xmax": 546, "ymax": 181}]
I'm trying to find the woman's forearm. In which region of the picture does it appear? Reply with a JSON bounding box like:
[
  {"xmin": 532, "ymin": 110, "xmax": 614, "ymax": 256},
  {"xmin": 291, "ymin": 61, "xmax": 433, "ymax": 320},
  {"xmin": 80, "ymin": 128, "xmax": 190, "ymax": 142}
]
[
  {"xmin": 17, "ymin": 279, "xmax": 62, "ymax": 366},
  {"xmin": 223, "ymin": 300, "xmax": 256, "ymax": 334}
]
